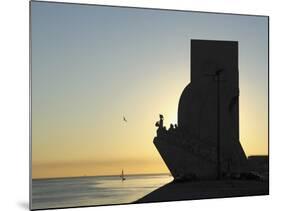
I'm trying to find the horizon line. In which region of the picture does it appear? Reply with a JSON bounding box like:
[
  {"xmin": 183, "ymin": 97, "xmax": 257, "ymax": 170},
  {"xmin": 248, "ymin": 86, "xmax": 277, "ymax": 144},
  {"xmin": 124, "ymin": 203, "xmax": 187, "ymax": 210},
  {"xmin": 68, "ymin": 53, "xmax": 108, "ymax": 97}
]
[{"xmin": 32, "ymin": 172, "xmax": 170, "ymax": 180}]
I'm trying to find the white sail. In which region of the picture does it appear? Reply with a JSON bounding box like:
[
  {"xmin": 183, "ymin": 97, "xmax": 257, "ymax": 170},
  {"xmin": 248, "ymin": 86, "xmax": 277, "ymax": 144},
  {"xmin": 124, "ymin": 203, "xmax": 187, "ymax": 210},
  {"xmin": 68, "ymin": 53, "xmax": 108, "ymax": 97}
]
[{"xmin": 121, "ymin": 169, "xmax": 126, "ymax": 181}]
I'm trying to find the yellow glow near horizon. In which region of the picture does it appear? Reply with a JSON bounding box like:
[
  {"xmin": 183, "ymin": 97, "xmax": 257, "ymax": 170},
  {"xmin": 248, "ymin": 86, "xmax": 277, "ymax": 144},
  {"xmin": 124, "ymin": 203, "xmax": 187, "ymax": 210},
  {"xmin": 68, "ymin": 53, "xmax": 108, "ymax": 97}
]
[
  {"xmin": 32, "ymin": 71, "xmax": 188, "ymax": 179},
  {"xmin": 32, "ymin": 158, "xmax": 170, "ymax": 179},
  {"xmin": 31, "ymin": 72, "xmax": 268, "ymax": 179},
  {"xmin": 32, "ymin": 87, "xmax": 268, "ymax": 179}
]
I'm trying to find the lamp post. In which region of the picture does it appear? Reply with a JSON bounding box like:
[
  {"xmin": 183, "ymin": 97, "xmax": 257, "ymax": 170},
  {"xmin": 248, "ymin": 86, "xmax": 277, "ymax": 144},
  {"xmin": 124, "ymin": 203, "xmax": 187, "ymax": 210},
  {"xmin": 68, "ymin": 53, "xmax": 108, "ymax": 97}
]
[{"xmin": 215, "ymin": 69, "xmax": 223, "ymax": 180}]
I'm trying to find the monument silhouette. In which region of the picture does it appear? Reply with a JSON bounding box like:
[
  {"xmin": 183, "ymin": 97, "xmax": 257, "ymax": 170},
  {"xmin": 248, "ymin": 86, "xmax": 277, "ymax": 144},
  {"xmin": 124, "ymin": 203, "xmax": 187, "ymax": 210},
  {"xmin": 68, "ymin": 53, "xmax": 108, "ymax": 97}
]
[
  {"xmin": 136, "ymin": 39, "xmax": 268, "ymax": 204},
  {"xmin": 154, "ymin": 39, "xmax": 249, "ymax": 181}
]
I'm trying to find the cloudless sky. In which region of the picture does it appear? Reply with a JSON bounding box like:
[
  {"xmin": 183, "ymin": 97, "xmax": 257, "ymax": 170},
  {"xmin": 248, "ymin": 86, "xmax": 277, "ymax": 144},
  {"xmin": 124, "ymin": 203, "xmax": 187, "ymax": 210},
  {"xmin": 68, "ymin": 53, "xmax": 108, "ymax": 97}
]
[{"xmin": 31, "ymin": 1, "xmax": 268, "ymax": 178}]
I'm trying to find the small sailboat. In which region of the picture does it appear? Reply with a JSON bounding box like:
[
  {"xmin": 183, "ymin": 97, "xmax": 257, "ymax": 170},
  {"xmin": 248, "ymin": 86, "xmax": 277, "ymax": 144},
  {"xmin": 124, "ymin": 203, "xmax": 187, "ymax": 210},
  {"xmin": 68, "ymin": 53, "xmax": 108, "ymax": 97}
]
[{"xmin": 120, "ymin": 169, "xmax": 126, "ymax": 181}]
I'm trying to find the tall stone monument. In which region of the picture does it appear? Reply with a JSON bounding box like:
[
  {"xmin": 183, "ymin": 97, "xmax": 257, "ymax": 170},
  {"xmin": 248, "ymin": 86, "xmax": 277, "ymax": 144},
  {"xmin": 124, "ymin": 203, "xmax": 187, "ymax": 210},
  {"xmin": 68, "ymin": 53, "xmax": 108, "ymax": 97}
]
[{"xmin": 154, "ymin": 39, "xmax": 248, "ymax": 180}]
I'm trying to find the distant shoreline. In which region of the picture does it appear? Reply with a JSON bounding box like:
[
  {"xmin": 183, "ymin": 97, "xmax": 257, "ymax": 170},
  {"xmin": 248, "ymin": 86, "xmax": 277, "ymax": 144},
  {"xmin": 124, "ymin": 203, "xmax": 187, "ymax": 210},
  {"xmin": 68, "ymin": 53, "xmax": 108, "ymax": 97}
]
[{"xmin": 32, "ymin": 172, "xmax": 170, "ymax": 181}]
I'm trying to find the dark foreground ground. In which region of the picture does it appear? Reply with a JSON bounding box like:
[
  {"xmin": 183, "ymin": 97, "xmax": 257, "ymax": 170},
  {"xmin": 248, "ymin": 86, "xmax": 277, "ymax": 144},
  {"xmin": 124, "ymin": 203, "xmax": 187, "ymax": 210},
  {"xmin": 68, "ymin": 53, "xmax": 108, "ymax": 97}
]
[{"xmin": 136, "ymin": 180, "xmax": 269, "ymax": 203}]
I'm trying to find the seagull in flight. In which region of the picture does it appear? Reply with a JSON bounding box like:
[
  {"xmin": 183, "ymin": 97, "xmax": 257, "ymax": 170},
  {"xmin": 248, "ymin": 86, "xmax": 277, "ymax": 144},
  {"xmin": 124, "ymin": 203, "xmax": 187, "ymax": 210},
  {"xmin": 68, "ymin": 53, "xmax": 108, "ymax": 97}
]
[{"xmin": 123, "ymin": 116, "xmax": 127, "ymax": 122}]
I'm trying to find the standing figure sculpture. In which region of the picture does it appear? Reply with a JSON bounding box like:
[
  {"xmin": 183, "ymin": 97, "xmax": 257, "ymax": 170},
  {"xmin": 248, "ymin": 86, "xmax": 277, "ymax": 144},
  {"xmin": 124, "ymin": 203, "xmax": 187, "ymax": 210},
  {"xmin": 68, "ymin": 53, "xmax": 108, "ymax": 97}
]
[{"xmin": 155, "ymin": 114, "xmax": 166, "ymax": 137}]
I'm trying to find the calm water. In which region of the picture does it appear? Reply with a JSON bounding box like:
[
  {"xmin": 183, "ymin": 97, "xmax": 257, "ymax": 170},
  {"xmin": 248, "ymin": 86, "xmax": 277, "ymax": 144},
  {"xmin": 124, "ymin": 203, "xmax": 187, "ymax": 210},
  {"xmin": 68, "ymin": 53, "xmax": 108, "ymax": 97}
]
[{"xmin": 32, "ymin": 174, "xmax": 172, "ymax": 209}]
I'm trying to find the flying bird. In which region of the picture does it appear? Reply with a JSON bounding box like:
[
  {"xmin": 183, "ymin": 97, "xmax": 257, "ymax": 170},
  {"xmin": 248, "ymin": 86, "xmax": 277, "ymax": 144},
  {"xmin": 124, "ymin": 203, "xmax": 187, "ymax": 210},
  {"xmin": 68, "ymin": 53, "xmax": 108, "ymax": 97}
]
[{"xmin": 123, "ymin": 116, "xmax": 127, "ymax": 122}]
